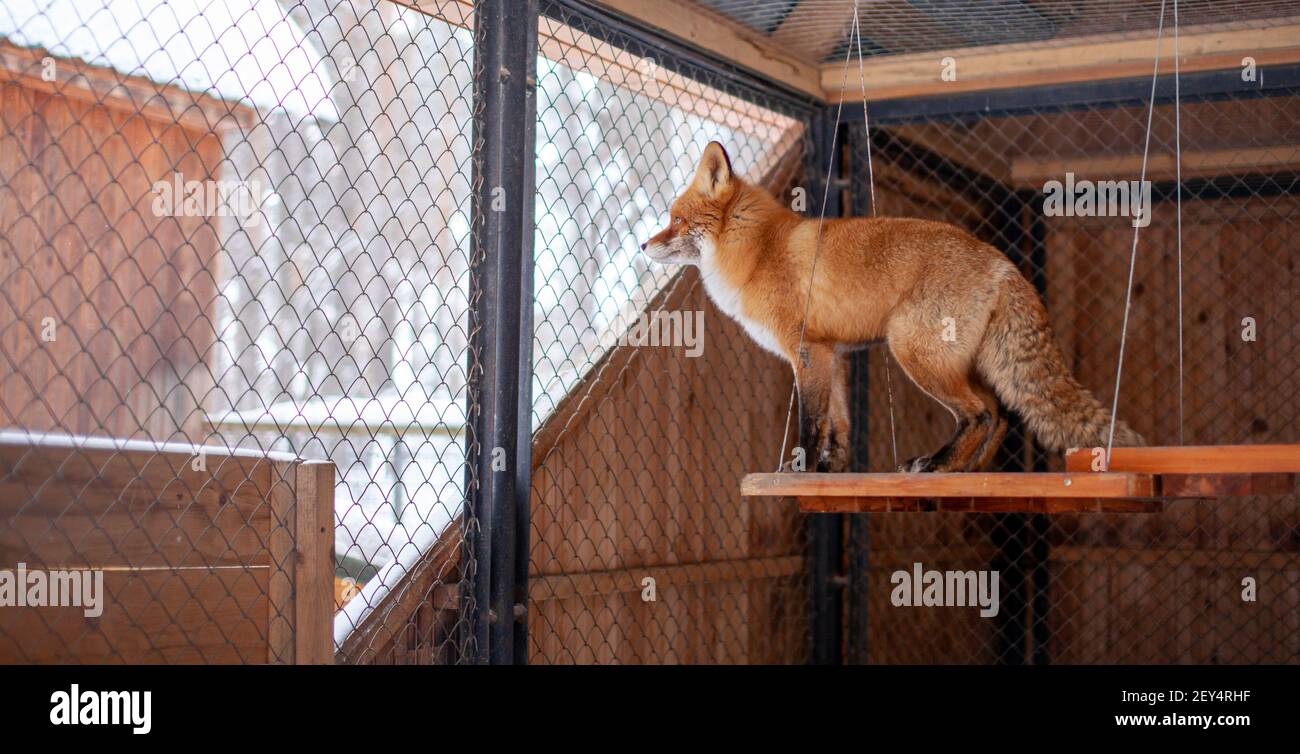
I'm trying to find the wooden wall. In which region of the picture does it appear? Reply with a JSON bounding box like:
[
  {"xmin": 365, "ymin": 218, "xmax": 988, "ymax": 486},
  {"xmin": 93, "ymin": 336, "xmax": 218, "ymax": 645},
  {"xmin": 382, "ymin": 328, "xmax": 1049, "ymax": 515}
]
[
  {"xmin": 528, "ymin": 267, "xmax": 807, "ymax": 663},
  {"xmin": 1043, "ymin": 195, "xmax": 1300, "ymax": 663},
  {"xmin": 0, "ymin": 433, "xmax": 334, "ymax": 664},
  {"xmin": 858, "ymin": 102, "xmax": 1300, "ymax": 664},
  {"xmin": 0, "ymin": 44, "xmax": 240, "ymax": 441}
]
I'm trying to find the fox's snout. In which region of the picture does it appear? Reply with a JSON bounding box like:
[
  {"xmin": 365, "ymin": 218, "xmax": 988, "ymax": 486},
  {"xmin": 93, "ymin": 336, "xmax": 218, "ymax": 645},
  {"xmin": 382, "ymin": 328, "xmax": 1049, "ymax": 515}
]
[{"xmin": 639, "ymin": 225, "xmax": 683, "ymax": 264}]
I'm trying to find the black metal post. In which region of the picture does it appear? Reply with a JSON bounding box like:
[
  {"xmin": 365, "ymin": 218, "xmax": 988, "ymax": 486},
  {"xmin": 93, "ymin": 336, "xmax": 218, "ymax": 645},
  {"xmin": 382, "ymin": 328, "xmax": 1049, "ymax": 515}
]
[
  {"xmin": 465, "ymin": 0, "xmax": 538, "ymax": 665},
  {"xmin": 1026, "ymin": 194, "xmax": 1052, "ymax": 666},
  {"xmin": 988, "ymin": 190, "xmax": 1030, "ymax": 666},
  {"xmin": 807, "ymin": 109, "xmax": 845, "ymax": 666},
  {"xmin": 845, "ymin": 120, "xmax": 872, "ymax": 665}
]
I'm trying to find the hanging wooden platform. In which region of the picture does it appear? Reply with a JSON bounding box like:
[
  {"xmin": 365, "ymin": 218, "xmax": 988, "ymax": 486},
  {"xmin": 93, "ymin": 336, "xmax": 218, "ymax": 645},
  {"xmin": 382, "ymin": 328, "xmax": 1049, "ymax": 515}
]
[{"xmin": 741, "ymin": 444, "xmax": 1300, "ymax": 513}]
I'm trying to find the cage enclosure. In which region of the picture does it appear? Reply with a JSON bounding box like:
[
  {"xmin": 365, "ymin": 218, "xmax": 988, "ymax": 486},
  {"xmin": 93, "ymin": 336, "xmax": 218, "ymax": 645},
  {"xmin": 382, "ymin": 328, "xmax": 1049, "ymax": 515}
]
[{"xmin": 0, "ymin": 0, "xmax": 1297, "ymax": 665}]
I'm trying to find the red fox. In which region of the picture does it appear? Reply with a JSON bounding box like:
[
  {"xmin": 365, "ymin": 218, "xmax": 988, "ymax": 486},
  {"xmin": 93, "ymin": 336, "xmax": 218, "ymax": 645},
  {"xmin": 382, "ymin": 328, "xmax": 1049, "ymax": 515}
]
[{"xmin": 641, "ymin": 142, "xmax": 1144, "ymax": 473}]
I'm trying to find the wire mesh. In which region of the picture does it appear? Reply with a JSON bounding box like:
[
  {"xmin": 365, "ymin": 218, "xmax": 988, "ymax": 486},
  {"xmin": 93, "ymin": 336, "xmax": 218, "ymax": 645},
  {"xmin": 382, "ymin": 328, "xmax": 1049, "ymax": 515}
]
[
  {"xmin": 697, "ymin": 0, "xmax": 1300, "ymax": 62},
  {"xmin": 845, "ymin": 89, "xmax": 1300, "ymax": 663},
  {"xmin": 2, "ymin": 0, "xmax": 1295, "ymax": 667},
  {"xmin": 0, "ymin": 0, "xmax": 478, "ymax": 664},
  {"xmin": 526, "ymin": 0, "xmax": 817, "ymax": 663}
]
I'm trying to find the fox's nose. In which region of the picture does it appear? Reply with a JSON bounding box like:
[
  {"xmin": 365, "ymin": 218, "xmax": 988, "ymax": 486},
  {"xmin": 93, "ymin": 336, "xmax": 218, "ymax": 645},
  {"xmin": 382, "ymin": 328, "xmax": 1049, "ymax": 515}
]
[{"xmin": 640, "ymin": 242, "xmax": 647, "ymax": 251}]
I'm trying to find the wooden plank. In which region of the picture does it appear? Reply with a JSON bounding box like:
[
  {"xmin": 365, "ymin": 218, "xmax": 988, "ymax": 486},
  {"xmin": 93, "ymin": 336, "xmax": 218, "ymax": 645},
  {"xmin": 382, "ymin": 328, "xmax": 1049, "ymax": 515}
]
[
  {"xmin": 800, "ymin": 496, "xmax": 1162, "ymax": 514},
  {"xmin": 386, "ymin": 0, "xmax": 472, "ymax": 30},
  {"xmin": 823, "ymin": 19, "xmax": 1300, "ymax": 102},
  {"xmin": 294, "ymin": 460, "xmax": 335, "ymax": 665},
  {"xmin": 0, "ymin": 437, "xmax": 277, "ymax": 569},
  {"xmin": 589, "ymin": 0, "xmax": 826, "ymax": 99},
  {"xmin": 0, "ymin": 40, "xmax": 253, "ymax": 131},
  {"xmin": 267, "ymin": 461, "xmax": 297, "ymax": 665},
  {"xmin": 741, "ymin": 471, "xmax": 1155, "ymax": 499},
  {"xmin": 393, "ymin": 0, "xmax": 805, "ymax": 140},
  {"xmin": 1011, "ymin": 146, "xmax": 1300, "ymax": 187},
  {"xmin": 0, "ymin": 567, "xmax": 269, "ymax": 664},
  {"xmin": 1065, "ymin": 443, "xmax": 1300, "ymax": 473}
]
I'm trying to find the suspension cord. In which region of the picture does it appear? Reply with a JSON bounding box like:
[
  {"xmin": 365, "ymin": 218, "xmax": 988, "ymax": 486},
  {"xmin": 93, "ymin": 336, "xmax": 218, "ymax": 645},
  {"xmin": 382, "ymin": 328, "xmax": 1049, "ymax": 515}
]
[
  {"xmin": 1106, "ymin": 0, "xmax": 1168, "ymax": 464},
  {"xmin": 776, "ymin": 6, "xmax": 857, "ymax": 471},
  {"xmin": 1174, "ymin": 0, "xmax": 1185, "ymax": 445}
]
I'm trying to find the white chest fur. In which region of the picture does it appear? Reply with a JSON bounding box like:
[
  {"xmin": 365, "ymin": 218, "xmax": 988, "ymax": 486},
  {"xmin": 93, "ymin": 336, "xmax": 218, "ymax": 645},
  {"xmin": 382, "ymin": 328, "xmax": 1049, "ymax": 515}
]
[{"xmin": 698, "ymin": 239, "xmax": 786, "ymax": 359}]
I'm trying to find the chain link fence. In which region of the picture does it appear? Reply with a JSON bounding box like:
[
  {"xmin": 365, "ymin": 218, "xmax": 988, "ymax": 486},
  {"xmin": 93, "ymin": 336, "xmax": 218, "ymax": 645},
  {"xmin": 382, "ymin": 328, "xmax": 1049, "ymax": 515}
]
[
  {"xmin": 0, "ymin": 0, "xmax": 478, "ymax": 664},
  {"xmin": 526, "ymin": 0, "xmax": 817, "ymax": 663},
  {"xmin": 845, "ymin": 87, "xmax": 1300, "ymax": 663},
  {"xmin": 1, "ymin": 0, "xmax": 1295, "ymax": 665}
]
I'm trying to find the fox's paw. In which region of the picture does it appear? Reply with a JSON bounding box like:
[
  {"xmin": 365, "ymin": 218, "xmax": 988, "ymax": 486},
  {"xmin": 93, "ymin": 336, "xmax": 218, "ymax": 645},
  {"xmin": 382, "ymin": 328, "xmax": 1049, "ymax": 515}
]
[{"xmin": 899, "ymin": 454, "xmax": 937, "ymax": 473}]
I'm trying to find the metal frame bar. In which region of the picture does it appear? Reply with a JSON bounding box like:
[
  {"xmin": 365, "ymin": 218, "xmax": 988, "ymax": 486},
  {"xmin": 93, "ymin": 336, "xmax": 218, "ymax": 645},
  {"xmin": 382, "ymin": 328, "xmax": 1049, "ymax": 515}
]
[
  {"xmin": 465, "ymin": 0, "xmax": 540, "ymax": 665},
  {"xmin": 845, "ymin": 119, "xmax": 873, "ymax": 665},
  {"xmin": 807, "ymin": 109, "xmax": 846, "ymax": 666}
]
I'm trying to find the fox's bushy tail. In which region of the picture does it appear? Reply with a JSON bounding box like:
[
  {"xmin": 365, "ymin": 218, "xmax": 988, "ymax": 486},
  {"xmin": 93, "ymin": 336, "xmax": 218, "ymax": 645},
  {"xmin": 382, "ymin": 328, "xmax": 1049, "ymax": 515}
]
[{"xmin": 976, "ymin": 268, "xmax": 1145, "ymax": 452}]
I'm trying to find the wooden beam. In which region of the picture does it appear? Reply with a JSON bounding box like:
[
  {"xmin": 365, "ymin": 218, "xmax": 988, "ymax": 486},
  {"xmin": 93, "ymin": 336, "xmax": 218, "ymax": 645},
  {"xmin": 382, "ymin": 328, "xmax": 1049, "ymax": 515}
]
[
  {"xmin": 393, "ymin": 0, "xmax": 806, "ymax": 139},
  {"xmin": 1051, "ymin": 544, "xmax": 1300, "ymax": 571},
  {"xmin": 589, "ymin": 0, "xmax": 826, "ymax": 99},
  {"xmin": 799, "ymin": 495, "xmax": 1163, "ymax": 514},
  {"xmin": 293, "ymin": 460, "xmax": 336, "ymax": 665},
  {"xmin": 1064, "ymin": 444, "xmax": 1300, "ymax": 473},
  {"xmin": 386, "ymin": 0, "xmax": 472, "ymax": 29},
  {"xmin": 742, "ymin": 471, "xmax": 1156, "ymax": 499},
  {"xmin": 0, "ymin": 40, "xmax": 254, "ymax": 132},
  {"xmin": 529, "ymin": 555, "xmax": 804, "ymax": 602},
  {"xmin": 1011, "ymin": 146, "xmax": 1300, "ymax": 187},
  {"xmin": 824, "ymin": 19, "xmax": 1300, "ymax": 102}
]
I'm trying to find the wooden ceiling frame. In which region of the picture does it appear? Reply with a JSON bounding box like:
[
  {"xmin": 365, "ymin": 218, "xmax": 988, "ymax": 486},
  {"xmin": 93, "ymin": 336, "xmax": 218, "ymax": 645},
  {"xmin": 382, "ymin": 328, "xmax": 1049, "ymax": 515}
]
[{"xmin": 821, "ymin": 15, "xmax": 1300, "ymax": 103}]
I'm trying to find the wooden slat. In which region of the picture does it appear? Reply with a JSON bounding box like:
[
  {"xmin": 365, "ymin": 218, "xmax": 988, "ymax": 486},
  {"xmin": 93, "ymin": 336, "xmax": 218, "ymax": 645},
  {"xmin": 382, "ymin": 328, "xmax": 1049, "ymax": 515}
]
[
  {"xmin": 530, "ymin": 555, "xmax": 803, "ymax": 602},
  {"xmin": 823, "ymin": 19, "xmax": 1300, "ymax": 102},
  {"xmin": 0, "ymin": 567, "xmax": 270, "ymax": 664},
  {"xmin": 1011, "ymin": 146, "xmax": 1300, "ymax": 186},
  {"xmin": 742, "ymin": 471, "xmax": 1155, "ymax": 499},
  {"xmin": 294, "ymin": 460, "xmax": 335, "ymax": 665},
  {"xmin": 800, "ymin": 496, "xmax": 1162, "ymax": 513},
  {"xmin": 0, "ymin": 437, "xmax": 277, "ymax": 569},
  {"xmin": 268, "ymin": 461, "xmax": 296, "ymax": 664},
  {"xmin": 1065, "ymin": 443, "xmax": 1300, "ymax": 473},
  {"xmin": 0, "ymin": 40, "xmax": 253, "ymax": 131}
]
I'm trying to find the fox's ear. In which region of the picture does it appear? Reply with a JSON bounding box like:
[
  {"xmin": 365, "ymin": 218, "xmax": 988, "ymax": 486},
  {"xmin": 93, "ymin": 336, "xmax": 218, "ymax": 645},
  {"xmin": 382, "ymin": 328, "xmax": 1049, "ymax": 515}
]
[{"xmin": 691, "ymin": 141, "xmax": 733, "ymax": 197}]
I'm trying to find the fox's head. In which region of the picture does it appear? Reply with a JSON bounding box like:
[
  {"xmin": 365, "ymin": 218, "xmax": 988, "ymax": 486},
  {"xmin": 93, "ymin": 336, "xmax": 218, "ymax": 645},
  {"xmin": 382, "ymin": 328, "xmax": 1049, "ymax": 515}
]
[{"xmin": 640, "ymin": 141, "xmax": 736, "ymax": 265}]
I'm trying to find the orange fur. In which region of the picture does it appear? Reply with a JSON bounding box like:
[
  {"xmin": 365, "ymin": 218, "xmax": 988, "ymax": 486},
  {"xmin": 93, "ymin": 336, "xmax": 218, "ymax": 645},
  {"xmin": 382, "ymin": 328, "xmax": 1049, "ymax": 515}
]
[{"xmin": 642, "ymin": 142, "xmax": 1143, "ymax": 472}]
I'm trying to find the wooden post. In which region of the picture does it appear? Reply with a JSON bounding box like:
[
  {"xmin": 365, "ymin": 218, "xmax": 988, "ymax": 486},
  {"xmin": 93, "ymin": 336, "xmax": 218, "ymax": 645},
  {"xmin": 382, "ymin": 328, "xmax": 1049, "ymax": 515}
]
[
  {"xmin": 295, "ymin": 460, "xmax": 336, "ymax": 664},
  {"xmin": 269, "ymin": 458, "xmax": 335, "ymax": 665}
]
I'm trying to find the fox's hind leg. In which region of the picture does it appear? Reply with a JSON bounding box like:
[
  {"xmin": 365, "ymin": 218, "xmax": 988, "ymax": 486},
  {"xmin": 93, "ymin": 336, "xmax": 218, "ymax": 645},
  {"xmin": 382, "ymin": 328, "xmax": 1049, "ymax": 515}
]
[
  {"xmin": 969, "ymin": 379, "xmax": 1008, "ymax": 471},
  {"xmin": 887, "ymin": 323, "xmax": 992, "ymax": 473}
]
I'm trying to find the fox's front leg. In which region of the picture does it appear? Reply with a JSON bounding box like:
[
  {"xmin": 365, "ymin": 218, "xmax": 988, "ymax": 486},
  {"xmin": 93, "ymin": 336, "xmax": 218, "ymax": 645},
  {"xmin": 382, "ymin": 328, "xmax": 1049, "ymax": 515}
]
[{"xmin": 790, "ymin": 343, "xmax": 850, "ymax": 472}]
